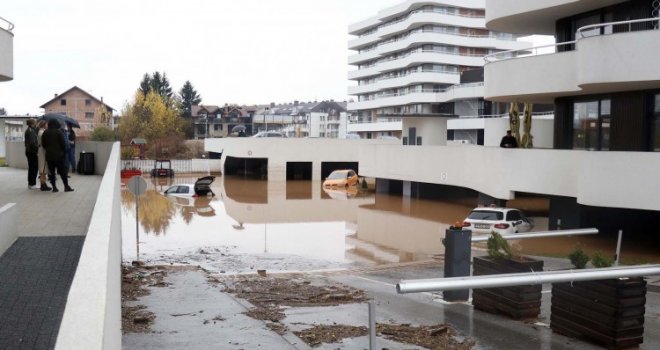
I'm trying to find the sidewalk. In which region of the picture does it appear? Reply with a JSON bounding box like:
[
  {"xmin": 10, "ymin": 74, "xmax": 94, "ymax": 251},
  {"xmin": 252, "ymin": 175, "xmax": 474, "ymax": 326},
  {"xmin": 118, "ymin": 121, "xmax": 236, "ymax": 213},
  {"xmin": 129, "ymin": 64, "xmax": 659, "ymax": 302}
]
[{"xmin": 0, "ymin": 167, "xmax": 102, "ymax": 349}]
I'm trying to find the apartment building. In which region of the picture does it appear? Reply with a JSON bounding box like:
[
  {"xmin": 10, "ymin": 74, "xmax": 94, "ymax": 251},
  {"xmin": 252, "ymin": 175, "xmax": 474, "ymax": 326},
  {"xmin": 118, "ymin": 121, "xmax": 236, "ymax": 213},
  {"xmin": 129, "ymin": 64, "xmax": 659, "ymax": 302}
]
[
  {"xmin": 347, "ymin": 0, "xmax": 529, "ymax": 144},
  {"xmin": 484, "ymin": 0, "xmax": 660, "ymax": 230}
]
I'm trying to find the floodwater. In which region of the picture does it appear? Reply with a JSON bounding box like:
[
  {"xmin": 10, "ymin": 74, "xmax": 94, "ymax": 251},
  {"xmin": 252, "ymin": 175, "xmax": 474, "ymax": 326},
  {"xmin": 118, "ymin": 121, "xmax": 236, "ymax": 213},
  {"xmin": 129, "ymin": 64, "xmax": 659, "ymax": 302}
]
[{"xmin": 121, "ymin": 176, "xmax": 660, "ymax": 275}]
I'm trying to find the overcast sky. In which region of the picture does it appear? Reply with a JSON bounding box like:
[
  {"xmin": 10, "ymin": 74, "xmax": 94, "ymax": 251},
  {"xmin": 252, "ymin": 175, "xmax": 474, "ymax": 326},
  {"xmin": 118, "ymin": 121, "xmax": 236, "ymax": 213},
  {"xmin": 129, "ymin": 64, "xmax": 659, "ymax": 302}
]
[{"xmin": 0, "ymin": 0, "xmax": 550, "ymax": 116}]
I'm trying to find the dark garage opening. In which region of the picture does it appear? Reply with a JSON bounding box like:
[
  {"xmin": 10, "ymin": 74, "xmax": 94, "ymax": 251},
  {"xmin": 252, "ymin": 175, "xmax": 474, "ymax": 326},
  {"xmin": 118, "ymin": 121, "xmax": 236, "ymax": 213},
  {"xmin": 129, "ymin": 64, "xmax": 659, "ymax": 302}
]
[
  {"xmin": 321, "ymin": 162, "xmax": 359, "ymax": 180},
  {"xmin": 286, "ymin": 162, "xmax": 312, "ymax": 180},
  {"xmin": 224, "ymin": 156, "xmax": 268, "ymax": 179}
]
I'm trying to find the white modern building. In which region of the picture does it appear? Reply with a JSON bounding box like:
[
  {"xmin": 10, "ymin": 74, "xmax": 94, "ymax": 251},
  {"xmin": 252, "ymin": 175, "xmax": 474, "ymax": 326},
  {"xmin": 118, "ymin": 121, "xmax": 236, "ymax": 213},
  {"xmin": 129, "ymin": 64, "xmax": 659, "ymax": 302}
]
[
  {"xmin": 483, "ymin": 0, "xmax": 660, "ymax": 230},
  {"xmin": 347, "ymin": 0, "xmax": 529, "ymax": 144}
]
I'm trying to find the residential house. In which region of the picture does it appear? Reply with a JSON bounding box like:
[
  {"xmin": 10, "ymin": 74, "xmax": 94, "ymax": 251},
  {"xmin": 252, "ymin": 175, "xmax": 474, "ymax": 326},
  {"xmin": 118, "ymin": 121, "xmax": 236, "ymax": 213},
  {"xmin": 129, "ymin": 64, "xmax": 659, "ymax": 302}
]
[{"xmin": 40, "ymin": 86, "xmax": 114, "ymax": 137}]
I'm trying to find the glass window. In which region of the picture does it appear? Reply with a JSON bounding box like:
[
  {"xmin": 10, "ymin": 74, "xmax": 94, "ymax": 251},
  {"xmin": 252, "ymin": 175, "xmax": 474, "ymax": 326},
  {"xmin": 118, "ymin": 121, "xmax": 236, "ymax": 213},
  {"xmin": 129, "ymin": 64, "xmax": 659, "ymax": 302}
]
[
  {"xmin": 85, "ymin": 112, "xmax": 94, "ymax": 119},
  {"xmin": 573, "ymin": 99, "xmax": 610, "ymax": 150},
  {"xmin": 506, "ymin": 211, "xmax": 522, "ymax": 221},
  {"xmin": 654, "ymin": 94, "xmax": 660, "ymax": 151}
]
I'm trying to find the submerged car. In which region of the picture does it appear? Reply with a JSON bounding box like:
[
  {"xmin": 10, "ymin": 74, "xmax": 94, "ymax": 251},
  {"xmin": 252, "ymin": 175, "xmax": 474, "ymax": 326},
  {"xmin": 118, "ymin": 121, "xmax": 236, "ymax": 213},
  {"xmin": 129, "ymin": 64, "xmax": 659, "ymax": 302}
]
[
  {"xmin": 252, "ymin": 131, "xmax": 287, "ymax": 138},
  {"xmin": 323, "ymin": 169, "xmax": 359, "ymax": 188},
  {"xmin": 163, "ymin": 176, "xmax": 215, "ymax": 197},
  {"xmin": 462, "ymin": 207, "xmax": 534, "ymax": 234}
]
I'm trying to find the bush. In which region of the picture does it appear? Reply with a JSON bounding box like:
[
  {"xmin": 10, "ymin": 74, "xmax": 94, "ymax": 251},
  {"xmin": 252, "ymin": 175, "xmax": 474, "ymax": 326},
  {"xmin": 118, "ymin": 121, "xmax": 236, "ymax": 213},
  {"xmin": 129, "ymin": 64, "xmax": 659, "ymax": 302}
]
[
  {"xmin": 91, "ymin": 126, "xmax": 116, "ymax": 141},
  {"xmin": 591, "ymin": 251, "xmax": 613, "ymax": 268},
  {"xmin": 568, "ymin": 247, "xmax": 590, "ymax": 269},
  {"xmin": 487, "ymin": 231, "xmax": 513, "ymax": 259}
]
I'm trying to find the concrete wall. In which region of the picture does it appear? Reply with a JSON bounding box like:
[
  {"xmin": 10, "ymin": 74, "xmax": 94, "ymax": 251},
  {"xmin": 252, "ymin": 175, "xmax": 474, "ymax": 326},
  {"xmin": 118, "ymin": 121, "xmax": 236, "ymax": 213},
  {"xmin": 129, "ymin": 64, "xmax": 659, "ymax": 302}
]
[
  {"xmin": 359, "ymin": 144, "xmax": 660, "ymax": 211},
  {"xmin": 402, "ymin": 117, "xmax": 448, "ymax": 146},
  {"xmin": 0, "ymin": 203, "xmax": 17, "ymax": 256},
  {"xmin": 206, "ymin": 138, "xmax": 398, "ymax": 181},
  {"xmin": 56, "ymin": 142, "xmax": 122, "ymax": 350},
  {"xmin": 7, "ymin": 141, "xmax": 114, "ymax": 175},
  {"xmin": 0, "ymin": 26, "xmax": 13, "ymax": 81}
]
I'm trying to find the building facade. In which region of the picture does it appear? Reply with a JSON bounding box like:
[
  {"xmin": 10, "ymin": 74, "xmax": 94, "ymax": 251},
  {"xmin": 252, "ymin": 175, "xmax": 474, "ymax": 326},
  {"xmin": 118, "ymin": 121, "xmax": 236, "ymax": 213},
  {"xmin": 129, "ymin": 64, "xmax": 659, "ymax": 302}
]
[
  {"xmin": 347, "ymin": 0, "xmax": 529, "ymax": 144},
  {"xmin": 191, "ymin": 104, "xmax": 256, "ymax": 138},
  {"xmin": 484, "ymin": 0, "xmax": 660, "ymax": 230},
  {"xmin": 40, "ymin": 86, "xmax": 114, "ymax": 137}
]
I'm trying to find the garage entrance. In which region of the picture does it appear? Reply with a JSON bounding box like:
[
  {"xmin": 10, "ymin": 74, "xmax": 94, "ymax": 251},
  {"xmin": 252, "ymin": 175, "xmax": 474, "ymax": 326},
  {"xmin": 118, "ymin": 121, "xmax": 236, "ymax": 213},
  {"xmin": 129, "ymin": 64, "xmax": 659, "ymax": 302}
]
[
  {"xmin": 286, "ymin": 162, "xmax": 312, "ymax": 180},
  {"xmin": 224, "ymin": 156, "xmax": 268, "ymax": 179}
]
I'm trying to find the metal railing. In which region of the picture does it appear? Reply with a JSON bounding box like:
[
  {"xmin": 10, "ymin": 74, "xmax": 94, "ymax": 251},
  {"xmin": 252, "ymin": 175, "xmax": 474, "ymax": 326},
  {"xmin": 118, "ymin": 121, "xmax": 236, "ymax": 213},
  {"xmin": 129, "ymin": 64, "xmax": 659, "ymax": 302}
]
[
  {"xmin": 122, "ymin": 159, "xmax": 194, "ymax": 173},
  {"xmin": 358, "ymin": 82, "xmax": 484, "ymax": 101},
  {"xmin": 471, "ymin": 228, "xmax": 598, "ymax": 242},
  {"xmin": 484, "ymin": 17, "xmax": 660, "ymax": 64},
  {"xmin": 0, "ymin": 16, "xmax": 14, "ymax": 32},
  {"xmin": 397, "ymin": 265, "xmax": 660, "ymax": 294}
]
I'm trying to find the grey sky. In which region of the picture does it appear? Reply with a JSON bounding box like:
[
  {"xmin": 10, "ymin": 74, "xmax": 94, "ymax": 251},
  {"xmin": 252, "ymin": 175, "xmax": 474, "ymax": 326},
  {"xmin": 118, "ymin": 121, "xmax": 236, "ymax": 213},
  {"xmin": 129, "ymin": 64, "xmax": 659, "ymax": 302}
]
[{"xmin": 0, "ymin": 0, "xmax": 549, "ymax": 116}]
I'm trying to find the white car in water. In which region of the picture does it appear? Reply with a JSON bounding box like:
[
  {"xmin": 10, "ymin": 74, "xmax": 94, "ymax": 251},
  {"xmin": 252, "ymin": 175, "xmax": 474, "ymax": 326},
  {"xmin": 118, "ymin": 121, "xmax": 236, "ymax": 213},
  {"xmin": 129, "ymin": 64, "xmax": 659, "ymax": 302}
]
[
  {"xmin": 163, "ymin": 176, "xmax": 215, "ymax": 197},
  {"xmin": 462, "ymin": 207, "xmax": 534, "ymax": 234}
]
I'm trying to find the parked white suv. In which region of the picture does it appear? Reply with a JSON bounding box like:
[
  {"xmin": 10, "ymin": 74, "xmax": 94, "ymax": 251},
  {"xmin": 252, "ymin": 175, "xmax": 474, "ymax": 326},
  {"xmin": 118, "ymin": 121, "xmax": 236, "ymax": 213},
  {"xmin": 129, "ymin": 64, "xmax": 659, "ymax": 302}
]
[{"xmin": 462, "ymin": 207, "xmax": 534, "ymax": 234}]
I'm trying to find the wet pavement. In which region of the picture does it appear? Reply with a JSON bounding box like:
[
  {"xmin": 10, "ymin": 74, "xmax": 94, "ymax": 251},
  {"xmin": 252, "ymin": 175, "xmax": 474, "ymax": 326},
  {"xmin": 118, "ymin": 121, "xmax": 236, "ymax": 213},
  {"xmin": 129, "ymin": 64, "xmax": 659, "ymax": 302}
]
[
  {"xmin": 122, "ymin": 175, "xmax": 660, "ymax": 349},
  {"xmin": 0, "ymin": 167, "xmax": 102, "ymax": 349}
]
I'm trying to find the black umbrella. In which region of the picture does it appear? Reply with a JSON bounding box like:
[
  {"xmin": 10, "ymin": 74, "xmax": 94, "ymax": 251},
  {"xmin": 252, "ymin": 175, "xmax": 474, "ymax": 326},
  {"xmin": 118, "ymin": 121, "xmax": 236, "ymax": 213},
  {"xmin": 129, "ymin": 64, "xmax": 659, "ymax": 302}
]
[
  {"xmin": 231, "ymin": 124, "xmax": 246, "ymax": 133},
  {"xmin": 39, "ymin": 113, "xmax": 81, "ymax": 128}
]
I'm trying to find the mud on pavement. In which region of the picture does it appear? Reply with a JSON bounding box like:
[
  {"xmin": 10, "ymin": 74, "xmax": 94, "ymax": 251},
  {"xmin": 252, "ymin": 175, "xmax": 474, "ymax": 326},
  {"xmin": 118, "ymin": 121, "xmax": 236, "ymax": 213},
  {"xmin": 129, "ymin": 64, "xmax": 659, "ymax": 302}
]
[{"xmin": 122, "ymin": 265, "xmax": 475, "ymax": 348}]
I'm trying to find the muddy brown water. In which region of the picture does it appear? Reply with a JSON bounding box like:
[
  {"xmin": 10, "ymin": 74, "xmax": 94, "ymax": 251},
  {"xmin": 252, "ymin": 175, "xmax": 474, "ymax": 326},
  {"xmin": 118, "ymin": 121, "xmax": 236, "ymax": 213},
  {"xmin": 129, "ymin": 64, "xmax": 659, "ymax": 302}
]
[{"xmin": 121, "ymin": 176, "xmax": 660, "ymax": 272}]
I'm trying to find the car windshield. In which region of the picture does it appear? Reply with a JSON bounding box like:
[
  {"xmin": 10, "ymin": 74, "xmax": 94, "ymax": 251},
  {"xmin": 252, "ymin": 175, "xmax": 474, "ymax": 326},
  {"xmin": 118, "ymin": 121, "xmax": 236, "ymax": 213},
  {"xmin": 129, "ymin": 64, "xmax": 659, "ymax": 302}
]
[
  {"xmin": 327, "ymin": 171, "xmax": 347, "ymax": 180},
  {"xmin": 467, "ymin": 210, "xmax": 503, "ymax": 221}
]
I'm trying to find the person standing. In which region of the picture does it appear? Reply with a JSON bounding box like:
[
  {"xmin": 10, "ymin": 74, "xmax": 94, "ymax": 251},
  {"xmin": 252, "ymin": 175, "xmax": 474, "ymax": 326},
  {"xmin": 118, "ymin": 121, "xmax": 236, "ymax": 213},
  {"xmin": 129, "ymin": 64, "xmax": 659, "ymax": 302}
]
[
  {"xmin": 500, "ymin": 130, "xmax": 518, "ymax": 148},
  {"xmin": 24, "ymin": 119, "xmax": 39, "ymax": 189},
  {"xmin": 67, "ymin": 123, "xmax": 77, "ymax": 173},
  {"xmin": 36, "ymin": 120, "xmax": 52, "ymax": 191},
  {"xmin": 41, "ymin": 119, "xmax": 74, "ymax": 192}
]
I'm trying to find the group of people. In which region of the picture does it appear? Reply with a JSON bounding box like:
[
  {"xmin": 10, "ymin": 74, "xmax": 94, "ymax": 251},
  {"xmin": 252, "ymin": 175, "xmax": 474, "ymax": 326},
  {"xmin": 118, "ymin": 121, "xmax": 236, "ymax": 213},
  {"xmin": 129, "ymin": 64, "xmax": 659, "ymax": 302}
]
[{"xmin": 24, "ymin": 118, "xmax": 76, "ymax": 192}]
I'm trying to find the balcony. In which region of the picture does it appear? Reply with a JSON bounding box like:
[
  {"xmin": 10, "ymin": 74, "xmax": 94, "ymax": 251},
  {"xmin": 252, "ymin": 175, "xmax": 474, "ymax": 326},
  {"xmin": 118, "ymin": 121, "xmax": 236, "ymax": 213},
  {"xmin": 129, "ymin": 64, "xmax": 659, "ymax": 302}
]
[
  {"xmin": 484, "ymin": 20, "xmax": 660, "ymax": 103},
  {"xmin": 348, "ymin": 119, "xmax": 403, "ymax": 133},
  {"xmin": 485, "ymin": 0, "xmax": 628, "ymax": 35},
  {"xmin": 358, "ymin": 144, "xmax": 660, "ymax": 211},
  {"xmin": 0, "ymin": 16, "xmax": 14, "ymax": 82},
  {"xmin": 349, "ymin": 82, "xmax": 484, "ymax": 110},
  {"xmin": 348, "ymin": 71, "xmax": 460, "ymax": 96}
]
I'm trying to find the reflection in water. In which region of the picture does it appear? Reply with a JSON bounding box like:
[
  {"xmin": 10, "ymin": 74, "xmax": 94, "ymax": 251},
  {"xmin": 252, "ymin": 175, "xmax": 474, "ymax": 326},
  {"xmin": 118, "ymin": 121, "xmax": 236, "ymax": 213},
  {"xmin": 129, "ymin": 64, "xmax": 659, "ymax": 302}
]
[{"xmin": 121, "ymin": 177, "xmax": 660, "ymax": 272}]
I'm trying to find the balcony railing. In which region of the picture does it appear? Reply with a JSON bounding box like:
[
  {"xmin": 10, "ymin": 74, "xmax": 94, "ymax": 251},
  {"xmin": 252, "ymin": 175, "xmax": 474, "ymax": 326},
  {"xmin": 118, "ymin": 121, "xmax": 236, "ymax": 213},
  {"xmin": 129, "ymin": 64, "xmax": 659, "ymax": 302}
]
[
  {"xmin": 0, "ymin": 16, "xmax": 14, "ymax": 32},
  {"xmin": 484, "ymin": 17, "xmax": 660, "ymax": 64},
  {"xmin": 359, "ymin": 82, "xmax": 484, "ymax": 101}
]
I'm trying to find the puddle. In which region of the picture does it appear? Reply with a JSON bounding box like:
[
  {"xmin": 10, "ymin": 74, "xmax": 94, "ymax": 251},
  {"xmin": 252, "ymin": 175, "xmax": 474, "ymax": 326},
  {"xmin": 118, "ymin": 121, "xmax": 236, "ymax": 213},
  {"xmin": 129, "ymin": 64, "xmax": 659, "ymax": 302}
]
[{"xmin": 121, "ymin": 176, "xmax": 660, "ymax": 274}]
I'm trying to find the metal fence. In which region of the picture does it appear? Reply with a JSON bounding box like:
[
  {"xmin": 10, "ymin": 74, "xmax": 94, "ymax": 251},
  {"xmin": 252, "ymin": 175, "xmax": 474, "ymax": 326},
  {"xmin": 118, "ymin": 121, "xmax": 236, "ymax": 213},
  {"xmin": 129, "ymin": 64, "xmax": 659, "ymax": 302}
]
[{"xmin": 121, "ymin": 159, "xmax": 221, "ymax": 174}]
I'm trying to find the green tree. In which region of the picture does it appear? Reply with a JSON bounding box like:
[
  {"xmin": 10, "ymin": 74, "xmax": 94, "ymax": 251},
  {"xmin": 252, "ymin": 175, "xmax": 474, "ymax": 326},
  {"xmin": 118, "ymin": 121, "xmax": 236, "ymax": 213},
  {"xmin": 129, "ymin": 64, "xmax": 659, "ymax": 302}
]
[
  {"xmin": 90, "ymin": 126, "xmax": 116, "ymax": 141},
  {"xmin": 138, "ymin": 71, "xmax": 174, "ymax": 101},
  {"xmin": 179, "ymin": 80, "xmax": 202, "ymax": 118},
  {"xmin": 117, "ymin": 90, "xmax": 185, "ymax": 146}
]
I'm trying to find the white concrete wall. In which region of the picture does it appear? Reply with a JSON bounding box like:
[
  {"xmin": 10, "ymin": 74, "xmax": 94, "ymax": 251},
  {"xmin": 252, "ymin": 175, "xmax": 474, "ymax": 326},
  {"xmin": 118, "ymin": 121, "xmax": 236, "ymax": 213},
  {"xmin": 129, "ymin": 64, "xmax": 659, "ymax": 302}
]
[
  {"xmin": 0, "ymin": 203, "xmax": 17, "ymax": 256},
  {"xmin": 8, "ymin": 141, "xmax": 115, "ymax": 175},
  {"xmin": 206, "ymin": 138, "xmax": 398, "ymax": 181},
  {"xmin": 359, "ymin": 144, "xmax": 660, "ymax": 211},
  {"xmin": 56, "ymin": 142, "xmax": 122, "ymax": 350},
  {"xmin": 485, "ymin": 30, "xmax": 660, "ymax": 103},
  {"xmin": 402, "ymin": 117, "xmax": 448, "ymax": 146},
  {"xmin": 0, "ymin": 27, "xmax": 13, "ymax": 81}
]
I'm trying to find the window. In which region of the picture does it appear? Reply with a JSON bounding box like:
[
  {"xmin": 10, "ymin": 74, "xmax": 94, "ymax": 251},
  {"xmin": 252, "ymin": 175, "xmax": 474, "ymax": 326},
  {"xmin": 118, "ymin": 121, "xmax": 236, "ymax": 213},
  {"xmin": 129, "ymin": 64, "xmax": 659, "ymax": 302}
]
[
  {"xmin": 506, "ymin": 210, "xmax": 522, "ymax": 221},
  {"xmin": 85, "ymin": 99, "xmax": 92, "ymax": 106},
  {"xmin": 85, "ymin": 112, "xmax": 94, "ymax": 119},
  {"xmin": 214, "ymin": 124, "xmax": 221, "ymax": 131},
  {"xmin": 654, "ymin": 94, "xmax": 660, "ymax": 151},
  {"xmin": 573, "ymin": 99, "xmax": 610, "ymax": 150},
  {"xmin": 60, "ymin": 99, "xmax": 67, "ymax": 106}
]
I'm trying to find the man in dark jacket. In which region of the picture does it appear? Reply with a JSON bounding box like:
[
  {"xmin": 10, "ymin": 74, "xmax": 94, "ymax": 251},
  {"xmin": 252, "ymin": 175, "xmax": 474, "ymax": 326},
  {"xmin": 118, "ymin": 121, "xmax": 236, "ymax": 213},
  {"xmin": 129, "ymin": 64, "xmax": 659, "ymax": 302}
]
[
  {"xmin": 41, "ymin": 119, "xmax": 74, "ymax": 192},
  {"xmin": 24, "ymin": 119, "xmax": 39, "ymax": 189},
  {"xmin": 500, "ymin": 130, "xmax": 518, "ymax": 148}
]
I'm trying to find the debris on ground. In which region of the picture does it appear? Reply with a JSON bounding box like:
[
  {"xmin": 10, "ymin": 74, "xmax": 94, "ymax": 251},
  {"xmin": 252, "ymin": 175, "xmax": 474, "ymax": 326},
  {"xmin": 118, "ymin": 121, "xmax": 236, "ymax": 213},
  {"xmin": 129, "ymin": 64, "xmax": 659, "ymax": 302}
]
[
  {"xmin": 224, "ymin": 277, "xmax": 367, "ymax": 308},
  {"xmin": 293, "ymin": 323, "xmax": 474, "ymax": 349},
  {"xmin": 122, "ymin": 305, "xmax": 155, "ymax": 333},
  {"xmin": 244, "ymin": 307, "xmax": 285, "ymax": 322},
  {"xmin": 294, "ymin": 325, "xmax": 368, "ymax": 347},
  {"xmin": 121, "ymin": 265, "xmax": 176, "ymax": 333},
  {"xmin": 377, "ymin": 323, "xmax": 475, "ymax": 350},
  {"xmin": 266, "ymin": 322, "xmax": 289, "ymax": 335}
]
